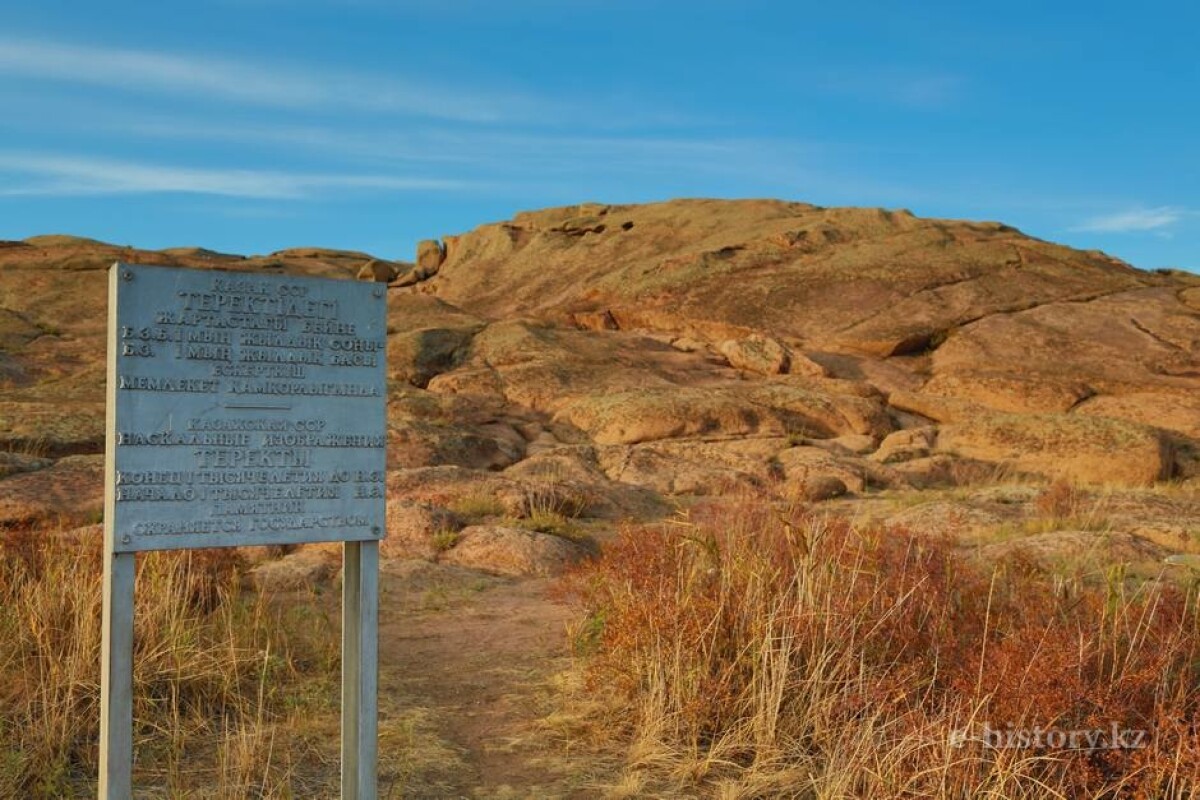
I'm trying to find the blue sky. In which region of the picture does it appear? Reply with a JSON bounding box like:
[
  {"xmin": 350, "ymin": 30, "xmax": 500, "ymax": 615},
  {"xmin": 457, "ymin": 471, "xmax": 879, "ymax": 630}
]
[{"xmin": 0, "ymin": 1, "xmax": 1195, "ymax": 270}]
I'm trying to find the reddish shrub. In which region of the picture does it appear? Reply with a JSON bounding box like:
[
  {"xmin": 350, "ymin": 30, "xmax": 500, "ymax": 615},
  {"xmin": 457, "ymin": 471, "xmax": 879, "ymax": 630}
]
[{"xmin": 560, "ymin": 499, "xmax": 1200, "ymax": 796}]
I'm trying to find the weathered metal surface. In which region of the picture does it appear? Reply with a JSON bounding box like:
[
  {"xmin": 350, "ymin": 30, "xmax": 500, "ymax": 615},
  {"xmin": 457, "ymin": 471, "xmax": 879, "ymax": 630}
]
[
  {"xmin": 98, "ymin": 551, "xmax": 134, "ymax": 800},
  {"xmin": 106, "ymin": 262, "xmax": 386, "ymax": 552},
  {"xmin": 342, "ymin": 540, "xmax": 379, "ymax": 799}
]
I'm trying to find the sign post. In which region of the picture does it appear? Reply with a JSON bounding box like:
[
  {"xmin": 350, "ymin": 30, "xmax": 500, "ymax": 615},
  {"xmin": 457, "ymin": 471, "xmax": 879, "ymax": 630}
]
[
  {"xmin": 101, "ymin": 262, "xmax": 387, "ymax": 799},
  {"xmin": 342, "ymin": 539, "xmax": 378, "ymax": 797},
  {"xmin": 98, "ymin": 551, "xmax": 134, "ymax": 799}
]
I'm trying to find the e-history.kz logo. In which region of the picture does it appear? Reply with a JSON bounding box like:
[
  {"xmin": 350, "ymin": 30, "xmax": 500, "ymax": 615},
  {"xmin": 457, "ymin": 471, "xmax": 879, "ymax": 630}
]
[{"xmin": 950, "ymin": 722, "xmax": 1150, "ymax": 751}]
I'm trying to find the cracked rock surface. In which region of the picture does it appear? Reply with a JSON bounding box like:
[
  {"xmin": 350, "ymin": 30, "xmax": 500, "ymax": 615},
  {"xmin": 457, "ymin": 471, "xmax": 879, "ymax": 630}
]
[{"xmin": 0, "ymin": 200, "xmax": 1197, "ymax": 545}]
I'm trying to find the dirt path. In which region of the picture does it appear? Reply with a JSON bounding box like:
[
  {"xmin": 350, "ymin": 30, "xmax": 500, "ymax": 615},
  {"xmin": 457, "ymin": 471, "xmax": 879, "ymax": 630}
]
[{"xmin": 373, "ymin": 559, "xmax": 611, "ymax": 799}]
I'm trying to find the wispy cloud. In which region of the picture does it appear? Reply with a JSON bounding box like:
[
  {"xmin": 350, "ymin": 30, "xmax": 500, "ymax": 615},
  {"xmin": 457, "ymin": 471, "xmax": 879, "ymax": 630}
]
[
  {"xmin": 50, "ymin": 114, "xmax": 919, "ymax": 201},
  {"xmin": 61, "ymin": 112, "xmax": 817, "ymax": 178},
  {"xmin": 0, "ymin": 153, "xmax": 470, "ymax": 199},
  {"xmin": 1070, "ymin": 206, "xmax": 1185, "ymax": 234},
  {"xmin": 0, "ymin": 36, "xmax": 537, "ymax": 123},
  {"xmin": 889, "ymin": 74, "xmax": 964, "ymax": 108},
  {"xmin": 817, "ymin": 69, "xmax": 965, "ymax": 109}
]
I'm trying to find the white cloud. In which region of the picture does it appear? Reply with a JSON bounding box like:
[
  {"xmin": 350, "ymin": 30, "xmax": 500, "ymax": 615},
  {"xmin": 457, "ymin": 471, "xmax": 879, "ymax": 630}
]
[
  {"xmin": 1070, "ymin": 206, "xmax": 1185, "ymax": 233},
  {"xmin": 0, "ymin": 36, "xmax": 535, "ymax": 123},
  {"xmin": 0, "ymin": 153, "xmax": 469, "ymax": 199}
]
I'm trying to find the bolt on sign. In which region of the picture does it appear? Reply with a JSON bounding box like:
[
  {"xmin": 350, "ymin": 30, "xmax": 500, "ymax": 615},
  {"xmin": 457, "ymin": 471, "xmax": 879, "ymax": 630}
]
[{"xmin": 100, "ymin": 262, "xmax": 386, "ymax": 799}]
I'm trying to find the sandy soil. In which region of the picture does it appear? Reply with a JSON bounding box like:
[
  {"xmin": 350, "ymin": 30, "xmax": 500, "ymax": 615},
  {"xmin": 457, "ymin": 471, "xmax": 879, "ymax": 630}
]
[{"xmin": 372, "ymin": 559, "xmax": 610, "ymax": 799}]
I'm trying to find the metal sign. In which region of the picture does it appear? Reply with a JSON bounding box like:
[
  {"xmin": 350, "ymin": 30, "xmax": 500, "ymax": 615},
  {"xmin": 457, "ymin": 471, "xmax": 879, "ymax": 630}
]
[
  {"xmin": 107, "ymin": 262, "xmax": 386, "ymax": 551},
  {"xmin": 100, "ymin": 262, "xmax": 385, "ymax": 799}
]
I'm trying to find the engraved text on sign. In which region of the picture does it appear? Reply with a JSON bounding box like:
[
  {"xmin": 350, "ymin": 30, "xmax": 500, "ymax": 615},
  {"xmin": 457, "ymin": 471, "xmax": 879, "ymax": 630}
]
[{"xmin": 108, "ymin": 264, "xmax": 387, "ymax": 552}]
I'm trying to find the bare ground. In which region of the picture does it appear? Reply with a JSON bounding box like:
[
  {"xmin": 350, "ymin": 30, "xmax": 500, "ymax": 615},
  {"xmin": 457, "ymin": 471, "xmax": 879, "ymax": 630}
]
[{"xmin": 372, "ymin": 559, "xmax": 613, "ymax": 799}]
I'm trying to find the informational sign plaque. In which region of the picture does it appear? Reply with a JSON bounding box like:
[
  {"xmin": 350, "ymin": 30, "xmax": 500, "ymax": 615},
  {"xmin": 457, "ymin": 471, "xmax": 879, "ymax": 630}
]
[
  {"xmin": 101, "ymin": 262, "xmax": 385, "ymax": 800},
  {"xmin": 106, "ymin": 262, "xmax": 386, "ymax": 552}
]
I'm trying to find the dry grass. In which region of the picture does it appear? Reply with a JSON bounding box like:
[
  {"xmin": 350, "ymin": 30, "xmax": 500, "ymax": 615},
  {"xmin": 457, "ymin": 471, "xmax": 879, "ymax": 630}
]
[
  {"xmin": 509, "ymin": 468, "xmax": 595, "ymax": 544},
  {"xmin": 560, "ymin": 496, "xmax": 1200, "ymax": 798},
  {"xmin": 431, "ymin": 527, "xmax": 463, "ymax": 552},
  {"xmin": 447, "ymin": 491, "xmax": 507, "ymax": 522},
  {"xmin": 0, "ymin": 526, "xmax": 341, "ymax": 798},
  {"xmin": 512, "ymin": 510, "xmax": 590, "ymax": 544},
  {"xmin": 984, "ymin": 481, "xmax": 1118, "ymax": 544},
  {"xmin": 521, "ymin": 476, "xmax": 591, "ymax": 520}
]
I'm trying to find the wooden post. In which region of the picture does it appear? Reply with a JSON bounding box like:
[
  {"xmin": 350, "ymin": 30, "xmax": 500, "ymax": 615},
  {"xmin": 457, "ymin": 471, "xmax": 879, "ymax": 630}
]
[
  {"xmin": 341, "ymin": 540, "xmax": 379, "ymax": 799},
  {"xmin": 98, "ymin": 551, "xmax": 135, "ymax": 800}
]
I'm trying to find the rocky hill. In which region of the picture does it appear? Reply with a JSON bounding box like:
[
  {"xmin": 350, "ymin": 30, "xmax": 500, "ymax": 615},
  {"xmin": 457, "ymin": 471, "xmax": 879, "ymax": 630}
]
[
  {"xmin": 1, "ymin": 199, "xmax": 1198, "ymax": 566},
  {"xmin": 407, "ymin": 199, "xmax": 1200, "ymax": 484}
]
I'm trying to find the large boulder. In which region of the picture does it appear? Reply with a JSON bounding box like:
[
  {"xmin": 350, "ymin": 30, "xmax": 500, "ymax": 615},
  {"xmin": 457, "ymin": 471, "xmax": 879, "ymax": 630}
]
[
  {"xmin": 383, "ymin": 500, "xmax": 463, "ymax": 560},
  {"xmin": 388, "ymin": 327, "xmax": 481, "ymax": 387},
  {"xmin": 250, "ymin": 546, "xmax": 337, "ymax": 591},
  {"xmin": 936, "ymin": 413, "xmax": 1172, "ymax": 486},
  {"xmin": 718, "ymin": 335, "xmax": 791, "ymax": 375},
  {"xmin": 357, "ymin": 259, "xmax": 399, "ymax": 283},
  {"xmin": 887, "ymin": 391, "xmax": 987, "ymax": 424},
  {"xmin": 386, "ymin": 464, "xmax": 630, "ymax": 520},
  {"xmin": 455, "ymin": 320, "xmax": 731, "ymax": 411},
  {"xmin": 1073, "ymin": 392, "xmax": 1200, "ymax": 439},
  {"xmin": 504, "ymin": 448, "xmax": 668, "ymax": 520},
  {"xmin": 871, "ymin": 427, "xmax": 936, "ymax": 464},
  {"xmin": 775, "ymin": 445, "xmax": 869, "ymax": 493},
  {"xmin": 438, "ymin": 525, "xmax": 590, "ymax": 577},
  {"xmin": 0, "ymin": 454, "xmax": 104, "ymax": 526},
  {"xmin": 556, "ymin": 387, "xmax": 770, "ymax": 445},
  {"xmin": 0, "ymin": 401, "xmax": 105, "ymax": 456},
  {"xmin": 387, "ymin": 420, "xmax": 524, "ymax": 471},
  {"xmin": 931, "ymin": 287, "xmax": 1200, "ymax": 395},
  {"xmin": 921, "ymin": 371, "xmax": 1093, "ymax": 414},
  {"xmin": 385, "ymin": 295, "xmax": 485, "ymax": 387},
  {"xmin": 415, "ymin": 239, "xmax": 446, "ymax": 276},
  {"xmin": 597, "ymin": 437, "xmax": 786, "ymax": 496},
  {"xmin": 388, "ymin": 464, "xmax": 515, "ymax": 501},
  {"xmin": 555, "ymin": 384, "xmax": 890, "ymax": 446}
]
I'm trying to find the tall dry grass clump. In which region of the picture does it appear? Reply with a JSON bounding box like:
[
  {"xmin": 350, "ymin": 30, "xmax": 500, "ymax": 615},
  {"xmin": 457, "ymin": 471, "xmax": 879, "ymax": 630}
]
[
  {"xmin": 0, "ymin": 526, "xmax": 337, "ymax": 798},
  {"xmin": 563, "ymin": 498, "xmax": 1200, "ymax": 798}
]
